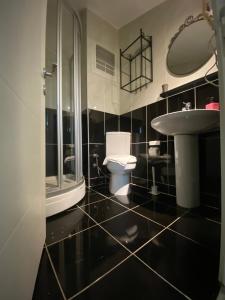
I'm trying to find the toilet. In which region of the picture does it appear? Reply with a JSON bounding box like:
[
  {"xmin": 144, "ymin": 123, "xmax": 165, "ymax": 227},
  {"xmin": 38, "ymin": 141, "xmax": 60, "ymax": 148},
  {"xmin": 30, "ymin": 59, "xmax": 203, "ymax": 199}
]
[{"xmin": 103, "ymin": 132, "xmax": 137, "ymax": 195}]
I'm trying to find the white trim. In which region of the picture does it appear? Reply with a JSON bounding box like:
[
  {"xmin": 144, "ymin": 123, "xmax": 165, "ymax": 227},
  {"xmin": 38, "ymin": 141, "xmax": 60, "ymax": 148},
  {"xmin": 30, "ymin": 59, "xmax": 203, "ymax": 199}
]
[{"xmin": 46, "ymin": 180, "xmax": 85, "ymax": 217}]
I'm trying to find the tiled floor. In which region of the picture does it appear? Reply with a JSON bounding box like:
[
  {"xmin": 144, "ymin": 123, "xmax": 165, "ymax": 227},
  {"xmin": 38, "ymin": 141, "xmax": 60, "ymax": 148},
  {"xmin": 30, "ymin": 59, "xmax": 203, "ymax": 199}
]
[{"xmin": 33, "ymin": 184, "xmax": 221, "ymax": 300}]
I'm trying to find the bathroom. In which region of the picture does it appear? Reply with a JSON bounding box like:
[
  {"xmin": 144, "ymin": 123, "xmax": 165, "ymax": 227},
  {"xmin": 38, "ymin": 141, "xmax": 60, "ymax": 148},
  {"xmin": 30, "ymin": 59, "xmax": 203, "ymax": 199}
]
[{"xmin": 0, "ymin": 0, "xmax": 225, "ymax": 299}]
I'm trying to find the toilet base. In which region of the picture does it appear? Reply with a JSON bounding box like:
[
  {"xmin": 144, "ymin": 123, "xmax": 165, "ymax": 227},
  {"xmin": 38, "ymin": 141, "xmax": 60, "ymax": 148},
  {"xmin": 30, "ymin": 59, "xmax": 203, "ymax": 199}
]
[{"xmin": 109, "ymin": 173, "xmax": 130, "ymax": 195}]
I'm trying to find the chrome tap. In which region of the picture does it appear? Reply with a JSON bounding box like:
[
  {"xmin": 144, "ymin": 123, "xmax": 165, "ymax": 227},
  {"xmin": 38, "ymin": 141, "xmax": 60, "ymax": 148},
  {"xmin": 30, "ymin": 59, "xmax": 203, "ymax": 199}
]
[{"xmin": 182, "ymin": 102, "xmax": 192, "ymax": 111}]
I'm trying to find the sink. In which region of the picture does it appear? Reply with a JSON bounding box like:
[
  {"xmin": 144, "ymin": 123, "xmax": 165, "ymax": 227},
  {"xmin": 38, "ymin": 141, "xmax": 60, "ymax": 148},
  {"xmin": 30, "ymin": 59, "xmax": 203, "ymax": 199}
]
[
  {"xmin": 151, "ymin": 109, "xmax": 220, "ymax": 136},
  {"xmin": 151, "ymin": 109, "xmax": 220, "ymax": 208}
]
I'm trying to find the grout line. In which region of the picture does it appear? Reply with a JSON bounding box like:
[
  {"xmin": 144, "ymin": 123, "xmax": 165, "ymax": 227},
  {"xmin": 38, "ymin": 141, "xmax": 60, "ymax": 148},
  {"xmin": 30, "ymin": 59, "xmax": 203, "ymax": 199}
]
[
  {"xmin": 133, "ymin": 255, "xmax": 192, "ymax": 300},
  {"xmin": 46, "ymin": 223, "xmax": 98, "ymax": 247},
  {"xmin": 205, "ymin": 217, "xmax": 221, "ymax": 225},
  {"xmin": 68, "ymin": 254, "xmax": 133, "ymax": 299},
  {"xmin": 130, "ymin": 207, "xmax": 165, "ymax": 228},
  {"xmin": 78, "ymin": 206, "xmax": 192, "ymax": 299},
  {"xmin": 167, "ymin": 228, "xmax": 205, "ymax": 247},
  {"xmin": 45, "ymin": 244, "xmax": 67, "ymax": 300}
]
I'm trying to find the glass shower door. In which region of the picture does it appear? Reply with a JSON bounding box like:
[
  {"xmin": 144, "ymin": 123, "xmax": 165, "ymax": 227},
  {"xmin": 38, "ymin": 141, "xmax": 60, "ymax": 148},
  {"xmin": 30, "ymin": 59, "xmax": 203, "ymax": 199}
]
[
  {"xmin": 61, "ymin": 3, "xmax": 76, "ymax": 189},
  {"xmin": 45, "ymin": 0, "xmax": 59, "ymax": 192}
]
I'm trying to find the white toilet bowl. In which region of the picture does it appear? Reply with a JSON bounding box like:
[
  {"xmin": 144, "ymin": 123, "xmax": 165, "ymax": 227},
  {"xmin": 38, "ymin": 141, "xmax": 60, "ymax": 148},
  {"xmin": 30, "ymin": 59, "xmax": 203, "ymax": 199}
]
[
  {"xmin": 106, "ymin": 158, "xmax": 136, "ymax": 195},
  {"xmin": 103, "ymin": 132, "xmax": 137, "ymax": 196}
]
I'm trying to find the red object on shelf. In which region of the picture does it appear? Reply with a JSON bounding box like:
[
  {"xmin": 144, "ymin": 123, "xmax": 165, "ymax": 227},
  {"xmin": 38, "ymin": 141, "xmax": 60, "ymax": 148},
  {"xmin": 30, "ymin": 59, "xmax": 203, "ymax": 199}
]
[{"xmin": 205, "ymin": 102, "xmax": 220, "ymax": 110}]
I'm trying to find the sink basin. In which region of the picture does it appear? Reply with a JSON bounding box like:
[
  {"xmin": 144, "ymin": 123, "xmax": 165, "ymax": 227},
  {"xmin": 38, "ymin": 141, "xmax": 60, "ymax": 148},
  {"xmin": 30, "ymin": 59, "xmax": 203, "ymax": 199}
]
[
  {"xmin": 150, "ymin": 109, "xmax": 220, "ymax": 209},
  {"xmin": 151, "ymin": 109, "xmax": 220, "ymax": 136}
]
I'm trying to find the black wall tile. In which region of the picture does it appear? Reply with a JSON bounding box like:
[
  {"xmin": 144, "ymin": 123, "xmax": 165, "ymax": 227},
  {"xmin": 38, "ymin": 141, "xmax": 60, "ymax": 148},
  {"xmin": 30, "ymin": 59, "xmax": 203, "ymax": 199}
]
[
  {"xmin": 120, "ymin": 112, "xmax": 131, "ymax": 132},
  {"xmin": 89, "ymin": 144, "xmax": 105, "ymax": 178},
  {"xmin": 132, "ymin": 176, "xmax": 148, "ymax": 189},
  {"xmin": 147, "ymin": 100, "xmax": 167, "ymax": 141},
  {"xmin": 147, "ymin": 141, "xmax": 168, "ymax": 185},
  {"xmin": 196, "ymin": 82, "xmax": 219, "ymax": 109},
  {"xmin": 82, "ymin": 109, "xmax": 88, "ymax": 144},
  {"xmin": 105, "ymin": 113, "xmax": 119, "ymax": 133},
  {"xmin": 46, "ymin": 108, "xmax": 57, "ymax": 144},
  {"xmin": 132, "ymin": 143, "xmax": 147, "ymax": 179},
  {"xmin": 132, "ymin": 107, "xmax": 146, "ymax": 143},
  {"xmin": 199, "ymin": 131, "xmax": 221, "ymax": 206},
  {"xmin": 168, "ymin": 89, "xmax": 195, "ymax": 113},
  {"xmin": 90, "ymin": 177, "xmax": 106, "ymax": 187},
  {"xmin": 46, "ymin": 145, "xmax": 58, "ymax": 177},
  {"xmin": 89, "ymin": 110, "xmax": 104, "ymax": 143},
  {"xmin": 82, "ymin": 144, "xmax": 88, "ymax": 178},
  {"xmin": 167, "ymin": 141, "xmax": 175, "ymax": 186}
]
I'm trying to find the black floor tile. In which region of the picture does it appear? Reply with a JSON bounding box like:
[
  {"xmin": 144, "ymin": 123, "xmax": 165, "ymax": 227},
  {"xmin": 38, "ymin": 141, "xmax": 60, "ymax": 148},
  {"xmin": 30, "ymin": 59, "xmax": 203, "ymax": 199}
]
[
  {"xmin": 130, "ymin": 184, "xmax": 149, "ymax": 197},
  {"xmin": 46, "ymin": 207, "xmax": 96, "ymax": 245},
  {"xmin": 191, "ymin": 205, "xmax": 221, "ymax": 223},
  {"xmin": 169, "ymin": 210, "xmax": 221, "ymax": 256},
  {"xmin": 137, "ymin": 230, "xmax": 220, "ymax": 300},
  {"xmin": 32, "ymin": 249, "xmax": 64, "ymax": 300},
  {"xmin": 154, "ymin": 193, "xmax": 177, "ymax": 207},
  {"xmin": 48, "ymin": 226, "xmax": 129, "ymax": 298},
  {"xmin": 91, "ymin": 184, "xmax": 113, "ymax": 197},
  {"xmin": 76, "ymin": 256, "xmax": 186, "ymax": 300},
  {"xmin": 133, "ymin": 200, "xmax": 184, "ymax": 226},
  {"xmin": 83, "ymin": 198, "xmax": 128, "ymax": 223},
  {"xmin": 111, "ymin": 192, "xmax": 149, "ymax": 209},
  {"xmin": 101, "ymin": 211, "xmax": 163, "ymax": 252},
  {"xmin": 77, "ymin": 189, "xmax": 106, "ymax": 207}
]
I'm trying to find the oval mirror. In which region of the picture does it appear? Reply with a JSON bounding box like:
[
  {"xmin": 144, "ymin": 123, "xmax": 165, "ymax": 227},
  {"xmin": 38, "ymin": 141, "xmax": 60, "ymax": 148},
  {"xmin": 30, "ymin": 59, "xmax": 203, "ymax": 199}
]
[{"xmin": 167, "ymin": 15, "xmax": 214, "ymax": 76}]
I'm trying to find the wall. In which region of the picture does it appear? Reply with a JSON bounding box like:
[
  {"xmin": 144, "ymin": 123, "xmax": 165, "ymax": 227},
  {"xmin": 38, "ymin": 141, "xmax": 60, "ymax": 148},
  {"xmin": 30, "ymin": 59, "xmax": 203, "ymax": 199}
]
[
  {"xmin": 0, "ymin": 0, "xmax": 46, "ymax": 299},
  {"xmin": 86, "ymin": 9, "xmax": 120, "ymax": 115},
  {"xmin": 82, "ymin": 9, "xmax": 120, "ymax": 186},
  {"xmin": 119, "ymin": 0, "xmax": 217, "ymax": 114},
  {"xmin": 122, "ymin": 73, "xmax": 220, "ymax": 207}
]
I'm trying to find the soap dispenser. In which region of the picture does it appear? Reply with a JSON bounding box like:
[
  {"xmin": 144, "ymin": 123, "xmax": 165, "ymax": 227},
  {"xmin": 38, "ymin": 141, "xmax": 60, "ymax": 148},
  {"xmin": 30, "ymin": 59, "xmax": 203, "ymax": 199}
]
[{"xmin": 205, "ymin": 96, "xmax": 220, "ymax": 110}]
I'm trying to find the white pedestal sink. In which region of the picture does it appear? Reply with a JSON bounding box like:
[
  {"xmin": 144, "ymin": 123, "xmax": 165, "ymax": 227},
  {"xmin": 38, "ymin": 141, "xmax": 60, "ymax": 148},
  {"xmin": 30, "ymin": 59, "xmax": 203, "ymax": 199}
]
[{"xmin": 151, "ymin": 109, "xmax": 220, "ymax": 208}]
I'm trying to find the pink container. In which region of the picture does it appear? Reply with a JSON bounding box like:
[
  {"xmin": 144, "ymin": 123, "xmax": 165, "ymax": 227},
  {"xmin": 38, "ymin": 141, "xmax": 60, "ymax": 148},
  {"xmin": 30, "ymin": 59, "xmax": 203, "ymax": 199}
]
[{"xmin": 205, "ymin": 102, "xmax": 220, "ymax": 110}]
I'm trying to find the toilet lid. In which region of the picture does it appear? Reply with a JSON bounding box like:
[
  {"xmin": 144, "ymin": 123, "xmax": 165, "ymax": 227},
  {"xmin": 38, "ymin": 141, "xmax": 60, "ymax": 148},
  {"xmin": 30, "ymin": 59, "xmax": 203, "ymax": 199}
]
[{"xmin": 103, "ymin": 155, "xmax": 137, "ymax": 166}]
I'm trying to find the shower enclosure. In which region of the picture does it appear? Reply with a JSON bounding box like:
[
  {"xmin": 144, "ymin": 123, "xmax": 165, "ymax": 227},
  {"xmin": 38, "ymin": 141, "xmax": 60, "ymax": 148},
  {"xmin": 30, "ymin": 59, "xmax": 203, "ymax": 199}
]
[{"xmin": 45, "ymin": 0, "xmax": 85, "ymax": 217}]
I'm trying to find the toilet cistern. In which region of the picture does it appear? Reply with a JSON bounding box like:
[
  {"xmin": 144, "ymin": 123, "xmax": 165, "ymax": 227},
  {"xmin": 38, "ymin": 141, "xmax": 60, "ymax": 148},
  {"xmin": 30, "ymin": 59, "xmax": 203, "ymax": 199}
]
[{"xmin": 103, "ymin": 132, "xmax": 137, "ymax": 196}]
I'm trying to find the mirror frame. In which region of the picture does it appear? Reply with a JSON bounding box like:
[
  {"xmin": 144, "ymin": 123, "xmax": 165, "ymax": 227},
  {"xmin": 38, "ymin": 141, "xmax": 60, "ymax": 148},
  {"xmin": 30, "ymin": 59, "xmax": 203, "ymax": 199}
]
[{"xmin": 167, "ymin": 14, "xmax": 213, "ymax": 76}]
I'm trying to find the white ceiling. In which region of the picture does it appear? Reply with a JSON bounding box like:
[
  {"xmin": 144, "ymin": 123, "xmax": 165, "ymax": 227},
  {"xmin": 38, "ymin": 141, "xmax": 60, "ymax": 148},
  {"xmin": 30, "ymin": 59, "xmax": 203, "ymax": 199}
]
[{"xmin": 68, "ymin": 0, "xmax": 167, "ymax": 29}]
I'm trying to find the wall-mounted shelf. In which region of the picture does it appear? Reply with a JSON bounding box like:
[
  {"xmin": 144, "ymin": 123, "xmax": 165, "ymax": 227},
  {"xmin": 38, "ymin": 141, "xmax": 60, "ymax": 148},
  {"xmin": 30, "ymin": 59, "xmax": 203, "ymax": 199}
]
[{"xmin": 120, "ymin": 29, "xmax": 153, "ymax": 93}]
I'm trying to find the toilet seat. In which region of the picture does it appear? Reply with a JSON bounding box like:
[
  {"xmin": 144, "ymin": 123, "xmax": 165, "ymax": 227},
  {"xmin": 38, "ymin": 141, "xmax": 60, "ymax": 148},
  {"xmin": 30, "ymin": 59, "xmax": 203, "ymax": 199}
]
[{"xmin": 103, "ymin": 155, "xmax": 137, "ymax": 166}]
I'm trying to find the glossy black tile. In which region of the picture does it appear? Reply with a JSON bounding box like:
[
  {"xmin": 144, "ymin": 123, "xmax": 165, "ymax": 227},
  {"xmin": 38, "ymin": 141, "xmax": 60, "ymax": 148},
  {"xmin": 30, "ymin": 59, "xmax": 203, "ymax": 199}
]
[
  {"xmin": 76, "ymin": 256, "xmax": 186, "ymax": 300},
  {"xmin": 167, "ymin": 140, "xmax": 175, "ymax": 186},
  {"xmin": 199, "ymin": 132, "xmax": 221, "ymax": 206},
  {"xmin": 168, "ymin": 89, "xmax": 195, "ymax": 113},
  {"xmin": 83, "ymin": 198, "xmax": 127, "ymax": 223},
  {"xmin": 134, "ymin": 200, "xmax": 184, "ymax": 226},
  {"xmin": 82, "ymin": 109, "xmax": 88, "ymax": 144},
  {"xmin": 137, "ymin": 230, "xmax": 220, "ymax": 300},
  {"xmin": 63, "ymin": 112, "xmax": 74, "ymax": 145},
  {"xmin": 130, "ymin": 184, "xmax": 149, "ymax": 196},
  {"xmin": 131, "ymin": 176, "xmax": 148, "ymax": 188},
  {"xmin": 152, "ymin": 193, "xmax": 177, "ymax": 207},
  {"xmin": 77, "ymin": 189, "xmax": 106, "ymax": 207},
  {"xmin": 132, "ymin": 106, "xmax": 146, "ymax": 143},
  {"xmin": 132, "ymin": 143, "xmax": 147, "ymax": 179},
  {"xmin": 89, "ymin": 109, "xmax": 104, "ymax": 143},
  {"xmin": 89, "ymin": 144, "xmax": 105, "ymax": 178},
  {"xmin": 147, "ymin": 141, "xmax": 168, "ymax": 184},
  {"xmin": 196, "ymin": 82, "xmax": 219, "ymax": 109},
  {"xmin": 46, "ymin": 207, "xmax": 96, "ymax": 245},
  {"xmin": 32, "ymin": 249, "xmax": 64, "ymax": 300},
  {"xmin": 82, "ymin": 144, "xmax": 88, "ymax": 179},
  {"xmin": 111, "ymin": 192, "xmax": 149, "ymax": 209},
  {"xmin": 90, "ymin": 177, "xmax": 106, "ymax": 187},
  {"xmin": 105, "ymin": 113, "xmax": 119, "ymax": 133},
  {"xmin": 46, "ymin": 108, "xmax": 57, "ymax": 144},
  {"xmin": 92, "ymin": 184, "xmax": 112, "ymax": 197},
  {"xmin": 170, "ymin": 209, "xmax": 221, "ymax": 256},
  {"xmin": 48, "ymin": 226, "xmax": 129, "ymax": 298},
  {"xmin": 120, "ymin": 112, "xmax": 131, "ymax": 132},
  {"xmin": 147, "ymin": 99, "xmax": 167, "ymax": 141},
  {"xmin": 46, "ymin": 145, "xmax": 58, "ymax": 177},
  {"xmin": 101, "ymin": 210, "xmax": 163, "ymax": 251}
]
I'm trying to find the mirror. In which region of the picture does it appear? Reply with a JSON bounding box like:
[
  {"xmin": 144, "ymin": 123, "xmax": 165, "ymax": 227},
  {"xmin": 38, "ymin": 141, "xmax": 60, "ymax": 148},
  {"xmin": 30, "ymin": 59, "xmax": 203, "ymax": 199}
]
[{"xmin": 167, "ymin": 14, "xmax": 214, "ymax": 76}]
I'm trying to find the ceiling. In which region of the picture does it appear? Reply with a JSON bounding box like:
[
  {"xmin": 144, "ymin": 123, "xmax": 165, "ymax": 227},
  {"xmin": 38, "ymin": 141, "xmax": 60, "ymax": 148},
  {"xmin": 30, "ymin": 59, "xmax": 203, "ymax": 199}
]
[{"xmin": 68, "ymin": 0, "xmax": 167, "ymax": 29}]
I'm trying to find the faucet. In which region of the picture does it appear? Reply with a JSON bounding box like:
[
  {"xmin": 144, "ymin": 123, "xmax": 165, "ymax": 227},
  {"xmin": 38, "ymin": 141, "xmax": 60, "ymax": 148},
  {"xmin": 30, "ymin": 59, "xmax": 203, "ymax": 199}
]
[{"xmin": 182, "ymin": 102, "xmax": 192, "ymax": 111}]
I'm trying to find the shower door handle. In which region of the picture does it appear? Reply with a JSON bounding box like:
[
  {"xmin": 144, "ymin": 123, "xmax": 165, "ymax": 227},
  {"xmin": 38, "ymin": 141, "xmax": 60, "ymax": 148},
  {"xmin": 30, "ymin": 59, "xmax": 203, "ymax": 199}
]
[{"xmin": 42, "ymin": 63, "xmax": 57, "ymax": 79}]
